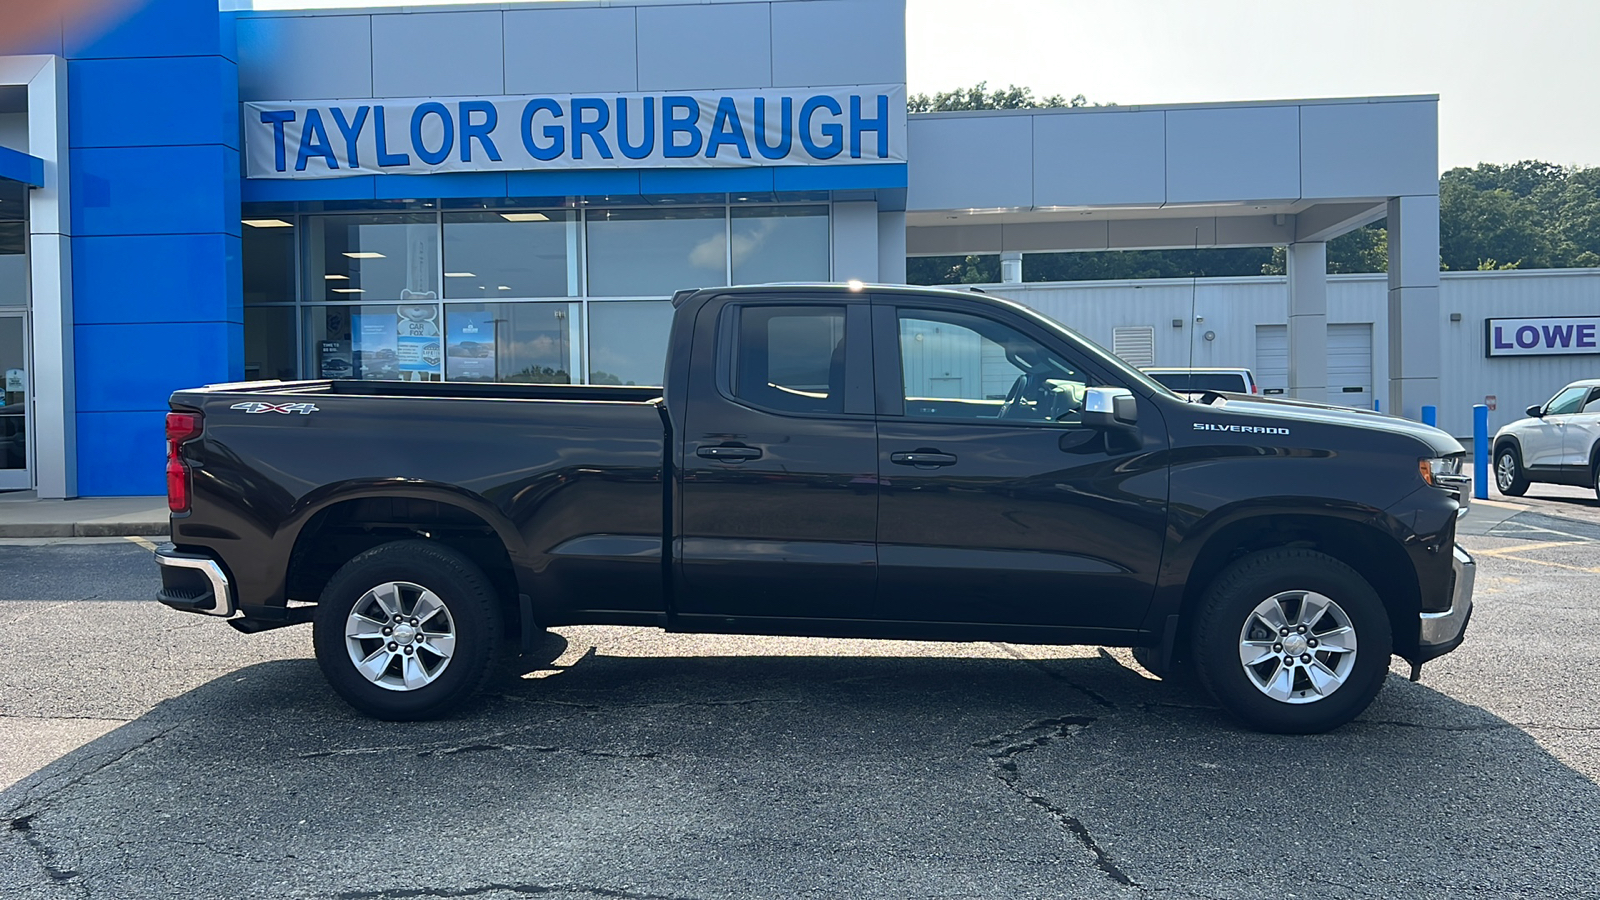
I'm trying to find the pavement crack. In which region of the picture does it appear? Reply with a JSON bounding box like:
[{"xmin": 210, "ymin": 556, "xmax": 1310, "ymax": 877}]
[
  {"xmin": 3, "ymin": 723, "xmax": 176, "ymax": 820},
  {"xmin": 336, "ymin": 882, "xmax": 707, "ymax": 900},
  {"xmin": 7, "ymin": 814, "xmax": 87, "ymax": 897},
  {"xmin": 991, "ymin": 643, "xmax": 1117, "ymax": 709},
  {"xmin": 298, "ymin": 742, "xmax": 656, "ymax": 761},
  {"xmin": 975, "ymin": 715, "xmax": 1137, "ymax": 888}
]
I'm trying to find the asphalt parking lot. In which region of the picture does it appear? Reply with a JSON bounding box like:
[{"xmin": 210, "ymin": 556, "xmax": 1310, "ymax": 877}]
[{"xmin": 2, "ymin": 500, "xmax": 1598, "ymax": 900}]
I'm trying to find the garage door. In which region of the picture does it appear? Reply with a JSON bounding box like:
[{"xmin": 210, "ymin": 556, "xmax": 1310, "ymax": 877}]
[
  {"xmin": 1255, "ymin": 323, "xmax": 1373, "ymax": 407},
  {"xmin": 1255, "ymin": 325, "xmax": 1287, "ymax": 395},
  {"xmin": 1328, "ymin": 323, "xmax": 1372, "ymax": 407}
]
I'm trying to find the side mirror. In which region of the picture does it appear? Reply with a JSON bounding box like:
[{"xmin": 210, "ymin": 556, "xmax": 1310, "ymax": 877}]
[
  {"xmin": 1526, "ymin": 404, "xmax": 1544, "ymax": 418},
  {"xmin": 1083, "ymin": 387, "xmax": 1138, "ymax": 433}
]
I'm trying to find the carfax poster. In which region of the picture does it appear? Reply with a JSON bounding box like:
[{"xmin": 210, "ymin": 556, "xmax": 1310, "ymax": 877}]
[{"xmin": 395, "ymin": 304, "xmax": 442, "ymax": 377}]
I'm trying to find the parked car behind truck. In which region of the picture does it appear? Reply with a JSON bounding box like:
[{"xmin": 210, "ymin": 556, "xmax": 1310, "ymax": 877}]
[
  {"xmin": 1492, "ymin": 378, "xmax": 1600, "ymax": 500},
  {"xmin": 155, "ymin": 284, "xmax": 1474, "ymax": 734}
]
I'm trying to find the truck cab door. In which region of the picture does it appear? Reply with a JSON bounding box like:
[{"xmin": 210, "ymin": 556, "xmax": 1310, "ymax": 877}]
[
  {"xmin": 871, "ymin": 298, "xmax": 1170, "ymax": 631},
  {"xmin": 674, "ymin": 294, "xmax": 877, "ymax": 623}
]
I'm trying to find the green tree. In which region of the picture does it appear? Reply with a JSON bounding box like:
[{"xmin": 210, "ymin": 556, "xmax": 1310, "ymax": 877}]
[
  {"xmin": 907, "ymin": 81, "xmax": 1102, "ymax": 113},
  {"xmin": 1260, "ymin": 222, "xmax": 1389, "ymax": 275}
]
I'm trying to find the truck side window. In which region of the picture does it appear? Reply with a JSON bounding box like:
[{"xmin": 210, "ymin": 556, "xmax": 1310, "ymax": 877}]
[
  {"xmin": 732, "ymin": 305, "xmax": 847, "ymax": 415},
  {"xmin": 897, "ymin": 308, "xmax": 1097, "ymax": 424}
]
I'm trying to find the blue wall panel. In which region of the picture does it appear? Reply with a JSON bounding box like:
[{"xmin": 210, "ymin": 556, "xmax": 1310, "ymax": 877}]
[
  {"xmin": 776, "ymin": 163, "xmax": 908, "ymax": 192},
  {"xmin": 640, "ymin": 167, "xmax": 775, "ymax": 196},
  {"xmin": 65, "ymin": 0, "xmax": 227, "ymax": 60},
  {"xmin": 70, "ymin": 56, "xmax": 239, "ymax": 150},
  {"xmin": 66, "ymin": 0, "xmax": 241, "ymax": 495},
  {"xmin": 70, "ymin": 145, "xmax": 239, "ymax": 237},
  {"xmin": 507, "ymin": 169, "xmax": 642, "ymax": 198},
  {"xmin": 74, "ymin": 322, "xmax": 238, "ymax": 413},
  {"xmin": 242, "ymin": 177, "xmax": 376, "ymax": 203},
  {"xmin": 76, "ymin": 412, "xmax": 167, "ymax": 496},
  {"xmin": 73, "ymin": 234, "xmax": 242, "ymax": 325},
  {"xmin": 374, "ymin": 172, "xmax": 509, "ymax": 200}
]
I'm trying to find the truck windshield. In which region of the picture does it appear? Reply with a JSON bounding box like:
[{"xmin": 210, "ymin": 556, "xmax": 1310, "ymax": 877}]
[
  {"xmin": 1148, "ymin": 372, "xmax": 1248, "ymax": 393},
  {"xmin": 996, "ymin": 298, "xmax": 1177, "ymax": 398}
]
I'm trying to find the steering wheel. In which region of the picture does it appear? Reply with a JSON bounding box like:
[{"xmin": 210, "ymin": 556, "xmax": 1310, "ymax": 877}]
[{"xmin": 999, "ymin": 373, "xmax": 1047, "ymax": 420}]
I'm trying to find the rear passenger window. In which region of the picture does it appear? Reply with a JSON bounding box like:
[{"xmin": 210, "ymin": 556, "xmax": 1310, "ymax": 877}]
[{"xmin": 732, "ymin": 306, "xmax": 847, "ymax": 414}]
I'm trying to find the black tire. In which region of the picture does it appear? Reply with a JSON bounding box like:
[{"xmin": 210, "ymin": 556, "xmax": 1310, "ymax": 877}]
[
  {"xmin": 312, "ymin": 540, "xmax": 510, "ymax": 721},
  {"xmin": 1496, "ymin": 445, "xmax": 1529, "ymax": 496},
  {"xmin": 1131, "ymin": 645, "xmax": 1191, "ymax": 684},
  {"xmin": 1190, "ymin": 549, "xmax": 1392, "ymax": 734}
]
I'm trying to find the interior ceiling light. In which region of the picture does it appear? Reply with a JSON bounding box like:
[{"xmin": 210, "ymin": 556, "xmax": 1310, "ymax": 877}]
[
  {"xmin": 242, "ymin": 218, "xmax": 292, "ymax": 228},
  {"xmin": 324, "ymin": 274, "xmax": 348, "ymax": 280},
  {"xmin": 444, "ymin": 272, "xmax": 477, "ymax": 277},
  {"xmin": 500, "ymin": 212, "xmax": 549, "ymax": 222},
  {"xmin": 342, "ymin": 251, "xmax": 386, "ymax": 259},
  {"xmin": 497, "ymin": 285, "xmax": 511, "ymax": 290},
  {"xmin": 331, "ymin": 288, "xmax": 364, "ymax": 294}
]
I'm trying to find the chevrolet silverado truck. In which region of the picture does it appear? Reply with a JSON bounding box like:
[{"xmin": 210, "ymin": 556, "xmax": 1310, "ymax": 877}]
[{"xmin": 155, "ymin": 284, "xmax": 1474, "ymax": 733}]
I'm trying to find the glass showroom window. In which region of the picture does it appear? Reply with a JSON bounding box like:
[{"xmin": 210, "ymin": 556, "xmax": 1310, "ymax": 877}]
[
  {"xmin": 731, "ymin": 206, "xmax": 829, "ymax": 284},
  {"xmin": 241, "ymin": 214, "xmax": 295, "ymax": 304},
  {"xmin": 588, "ymin": 300, "xmax": 673, "ymax": 386},
  {"xmin": 586, "ymin": 207, "xmax": 727, "ymax": 297},
  {"xmin": 305, "ymin": 303, "xmax": 444, "ymax": 381},
  {"xmin": 244, "ymin": 307, "xmax": 298, "ymax": 381},
  {"xmin": 443, "ymin": 210, "xmax": 579, "ymax": 299},
  {"xmin": 305, "ymin": 214, "xmax": 439, "ymax": 303},
  {"xmin": 0, "ymin": 179, "xmax": 26, "ymax": 308},
  {"xmin": 444, "ymin": 303, "xmax": 580, "ymax": 383}
]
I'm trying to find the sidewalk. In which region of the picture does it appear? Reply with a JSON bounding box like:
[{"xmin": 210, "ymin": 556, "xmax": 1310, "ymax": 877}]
[{"xmin": 0, "ymin": 492, "xmax": 168, "ymax": 538}]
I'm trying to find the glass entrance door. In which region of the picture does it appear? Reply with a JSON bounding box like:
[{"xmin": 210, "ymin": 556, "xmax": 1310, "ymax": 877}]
[{"xmin": 0, "ymin": 313, "xmax": 29, "ymax": 491}]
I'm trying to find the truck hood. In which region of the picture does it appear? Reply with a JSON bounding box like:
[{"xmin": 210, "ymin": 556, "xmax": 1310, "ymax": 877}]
[{"xmin": 1194, "ymin": 392, "xmax": 1465, "ymax": 456}]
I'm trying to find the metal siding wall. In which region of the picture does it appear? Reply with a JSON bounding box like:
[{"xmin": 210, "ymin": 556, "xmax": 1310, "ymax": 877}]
[{"xmin": 976, "ymin": 269, "xmax": 1600, "ymax": 438}]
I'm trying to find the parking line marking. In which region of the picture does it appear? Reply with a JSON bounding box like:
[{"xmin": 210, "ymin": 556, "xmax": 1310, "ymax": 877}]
[{"xmin": 123, "ymin": 536, "xmax": 159, "ymax": 551}]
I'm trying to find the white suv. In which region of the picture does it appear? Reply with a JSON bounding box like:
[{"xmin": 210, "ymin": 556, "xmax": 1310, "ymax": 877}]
[
  {"xmin": 1140, "ymin": 367, "xmax": 1259, "ymax": 395},
  {"xmin": 1492, "ymin": 378, "xmax": 1600, "ymax": 500}
]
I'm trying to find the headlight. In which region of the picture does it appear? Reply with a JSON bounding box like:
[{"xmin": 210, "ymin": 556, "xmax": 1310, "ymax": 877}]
[{"xmin": 1419, "ymin": 455, "xmax": 1463, "ymax": 487}]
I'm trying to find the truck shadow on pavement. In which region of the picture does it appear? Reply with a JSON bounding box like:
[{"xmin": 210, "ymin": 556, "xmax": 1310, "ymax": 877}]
[{"xmin": 4, "ymin": 640, "xmax": 1597, "ymax": 900}]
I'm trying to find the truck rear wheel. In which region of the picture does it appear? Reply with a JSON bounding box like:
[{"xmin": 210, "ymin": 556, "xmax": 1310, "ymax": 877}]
[
  {"xmin": 1190, "ymin": 549, "xmax": 1391, "ymax": 734},
  {"xmin": 312, "ymin": 540, "xmax": 509, "ymax": 720}
]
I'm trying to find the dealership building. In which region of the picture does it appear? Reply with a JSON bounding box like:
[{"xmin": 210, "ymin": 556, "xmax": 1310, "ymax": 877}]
[{"xmin": 1, "ymin": 0, "xmax": 1592, "ymax": 498}]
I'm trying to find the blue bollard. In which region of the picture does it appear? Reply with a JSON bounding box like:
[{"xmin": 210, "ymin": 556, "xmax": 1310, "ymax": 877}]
[
  {"xmin": 1473, "ymin": 404, "xmax": 1489, "ymax": 500},
  {"xmin": 1422, "ymin": 405, "xmax": 1437, "ymax": 427},
  {"xmin": 1374, "ymin": 399, "xmax": 1380, "ymax": 413}
]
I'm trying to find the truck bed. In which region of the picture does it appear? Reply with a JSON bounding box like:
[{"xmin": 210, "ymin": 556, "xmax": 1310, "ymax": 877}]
[{"xmin": 189, "ymin": 378, "xmax": 664, "ymax": 404}]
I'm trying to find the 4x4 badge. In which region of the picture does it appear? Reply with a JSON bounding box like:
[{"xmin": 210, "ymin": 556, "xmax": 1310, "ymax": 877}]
[{"xmin": 230, "ymin": 401, "xmax": 319, "ymax": 415}]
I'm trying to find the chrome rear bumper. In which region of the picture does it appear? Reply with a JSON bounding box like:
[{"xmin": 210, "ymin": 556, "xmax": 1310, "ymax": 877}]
[{"xmin": 154, "ymin": 545, "xmax": 235, "ymax": 617}]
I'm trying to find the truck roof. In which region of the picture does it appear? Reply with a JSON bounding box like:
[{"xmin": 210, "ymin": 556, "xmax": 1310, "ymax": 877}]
[{"xmin": 671, "ymin": 282, "xmax": 995, "ymax": 307}]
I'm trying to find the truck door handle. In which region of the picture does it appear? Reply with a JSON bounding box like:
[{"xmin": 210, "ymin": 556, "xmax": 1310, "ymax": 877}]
[
  {"xmin": 697, "ymin": 444, "xmax": 762, "ymax": 461},
  {"xmin": 890, "ymin": 451, "xmax": 958, "ymax": 468}
]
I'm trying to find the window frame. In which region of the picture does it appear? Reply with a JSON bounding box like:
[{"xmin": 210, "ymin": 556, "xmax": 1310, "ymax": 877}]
[
  {"xmin": 714, "ymin": 300, "xmax": 873, "ymax": 419},
  {"xmin": 871, "ymin": 296, "xmax": 1123, "ymax": 428}
]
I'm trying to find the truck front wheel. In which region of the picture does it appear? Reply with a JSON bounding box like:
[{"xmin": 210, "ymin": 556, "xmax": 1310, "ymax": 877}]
[
  {"xmin": 312, "ymin": 540, "xmax": 509, "ymax": 720},
  {"xmin": 1190, "ymin": 549, "xmax": 1392, "ymax": 734}
]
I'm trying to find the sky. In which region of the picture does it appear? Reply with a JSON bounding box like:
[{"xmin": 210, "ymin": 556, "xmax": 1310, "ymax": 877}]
[{"xmin": 239, "ymin": 0, "xmax": 1600, "ymax": 172}]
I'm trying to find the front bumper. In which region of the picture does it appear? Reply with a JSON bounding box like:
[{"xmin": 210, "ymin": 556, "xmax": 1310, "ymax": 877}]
[
  {"xmin": 1416, "ymin": 544, "xmax": 1474, "ymax": 661},
  {"xmin": 154, "ymin": 544, "xmax": 236, "ymax": 617}
]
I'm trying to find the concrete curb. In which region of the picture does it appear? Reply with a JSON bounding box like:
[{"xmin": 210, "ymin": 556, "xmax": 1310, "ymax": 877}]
[{"xmin": 0, "ymin": 522, "xmax": 170, "ymax": 539}]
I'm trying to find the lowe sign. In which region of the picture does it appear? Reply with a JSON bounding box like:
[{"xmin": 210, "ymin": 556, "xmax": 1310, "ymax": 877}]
[
  {"xmin": 1485, "ymin": 316, "xmax": 1600, "ymax": 357},
  {"xmin": 244, "ymin": 87, "xmax": 906, "ymax": 179}
]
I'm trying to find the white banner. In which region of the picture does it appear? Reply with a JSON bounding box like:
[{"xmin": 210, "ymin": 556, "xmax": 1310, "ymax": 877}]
[
  {"xmin": 245, "ymin": 86, "xmax": 906, "ymax": 179},
  {"xmin": 1486, "ymin": 316, "xmax": 1600, "ymax": 357}
]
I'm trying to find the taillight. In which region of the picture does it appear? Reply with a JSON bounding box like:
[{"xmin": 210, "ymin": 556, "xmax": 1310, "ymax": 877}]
[{"xmin": 166, "ymin": 412, "xmax": 203, "ymax": 513}]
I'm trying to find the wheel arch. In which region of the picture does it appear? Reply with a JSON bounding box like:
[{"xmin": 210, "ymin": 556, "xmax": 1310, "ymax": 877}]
[
  {"xmin": 282, "ymin": 481, "xmax": 528, "ymax": 633},
  {"xmin": 1172, "ymin": 512, "xmax": 1422, "ymax": 660}
]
